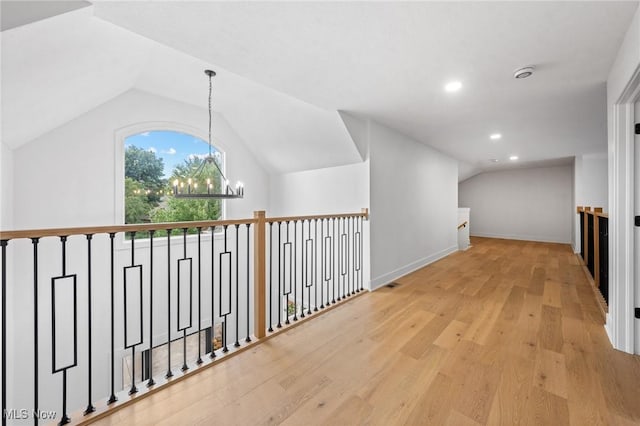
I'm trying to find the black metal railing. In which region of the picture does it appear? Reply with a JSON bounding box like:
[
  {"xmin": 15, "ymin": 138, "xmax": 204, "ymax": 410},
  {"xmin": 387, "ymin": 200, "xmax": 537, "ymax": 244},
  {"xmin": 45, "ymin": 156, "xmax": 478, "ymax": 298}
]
[
  {"xmin": 587, "ymin": 213, "xmax": 595, "ymax": 277},
  {"xmin": 0, "ymin": 209, "xmax": 368, "ymax": 425},
  {"xmin": 576, "ymin": 207, "xmax": 608, "ymax": 307},
  {"xmin": 579, "ymin": 211, "xmax": 585, "ymax": 259},
  {"xmin": 598, "ymin": 215, "xmax": 609, "ymax": 304},
  {"xmin": 265, "ymin": 215, "xmax": 364, "ymax": 332}
]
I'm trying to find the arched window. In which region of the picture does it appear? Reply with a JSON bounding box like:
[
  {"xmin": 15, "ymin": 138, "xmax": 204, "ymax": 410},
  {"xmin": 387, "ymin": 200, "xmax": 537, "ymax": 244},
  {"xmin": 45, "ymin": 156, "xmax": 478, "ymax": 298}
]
[{"xmin": 123, "ymin": 130, "xmax": 223, "ymax": 225}]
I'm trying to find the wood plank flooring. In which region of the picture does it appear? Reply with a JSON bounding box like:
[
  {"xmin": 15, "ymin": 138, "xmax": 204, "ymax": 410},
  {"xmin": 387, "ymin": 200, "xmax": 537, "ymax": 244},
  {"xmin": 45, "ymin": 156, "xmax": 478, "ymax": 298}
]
[{"xmin": 91, "ymin": 237, "xmax": 640, "ymax": 425}]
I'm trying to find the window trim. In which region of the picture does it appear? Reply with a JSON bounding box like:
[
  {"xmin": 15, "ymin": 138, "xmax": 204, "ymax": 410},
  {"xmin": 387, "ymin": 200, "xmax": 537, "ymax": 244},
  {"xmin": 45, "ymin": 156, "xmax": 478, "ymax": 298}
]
[{"xmin": 114, "ymin": 121, "xmax": 229, "ymax": 240}]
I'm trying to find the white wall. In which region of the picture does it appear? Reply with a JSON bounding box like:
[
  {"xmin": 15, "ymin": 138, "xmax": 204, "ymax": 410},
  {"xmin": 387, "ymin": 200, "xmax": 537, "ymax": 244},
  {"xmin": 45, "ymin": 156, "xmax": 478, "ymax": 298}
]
[
  {"xmin": 12, "ymin": 89, "xmax": 268, "ymax": 229},
  {"xmin": 577, "ymin": 153, "xmax": 609, "ymax": 210},
  {"xmin": 573, "ymin": 153, "xmax": 608, "ymax": 252},
  {"xmin": 459, "ymin": 165, "xmax": 573, "ymax": 244},
  {"xmin": 369, "ymin": 121, "xmax": 458, "ymax": 289},
  {"xmin": 0, "ymin": 142, "xmax": 14, "ymax": 425},
  {"xmin": 1, "ymin": 141, "xmax": 13, "ymax": 229},
  {"xmin": 458, "ymin": 208, "xmax": 470, "ymax": 250},
  {"xmin": 269, "ymin": 162, "xmax": 369, "ymax": 216},
  {"xmin": 607, "ymin": 4, "xmax": 640, "ymax": 354},
  {"xmin": 268, "ymin": 118, "xmax": 460, "ymax": 292}
]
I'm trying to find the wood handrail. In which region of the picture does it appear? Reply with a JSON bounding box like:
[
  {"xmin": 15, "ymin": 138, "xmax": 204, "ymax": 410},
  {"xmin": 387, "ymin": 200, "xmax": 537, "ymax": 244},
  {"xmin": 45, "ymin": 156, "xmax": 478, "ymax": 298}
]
[
  {"xmin": 266, "ymin": 208, "xmax": 369, "ymax": 224},
  {"xmin": 0, "ymin": 208, "xmax": 371, "ymax": 241},
  {"xmin": 576, "ymin": 206, "xmax": 609, "ymax": 217},
  {"xmin": 0, "ymin": 218, "xmax": 258, "ymax": 240},
  {"xmin": 577, "ymin": 206, "xmax": 606, "ymax": 218},
  {"xmin": 457, "ymin": 221, "xmax": 468, "ymax": 230},
  {"xmin": 577, "ymin": 206, "xmax": 593, "ymax": 213}
]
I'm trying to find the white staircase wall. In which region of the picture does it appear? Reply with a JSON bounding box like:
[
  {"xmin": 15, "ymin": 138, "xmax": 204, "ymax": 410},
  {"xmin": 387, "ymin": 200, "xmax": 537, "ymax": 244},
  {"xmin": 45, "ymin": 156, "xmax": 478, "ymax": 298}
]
[
  {"xmin": 458, "ymin": 207, "xmax": 470, "ymax": 250},
  {"xmin": 459, "ymin": 165, "xmax": 573, "ymax": 244}
]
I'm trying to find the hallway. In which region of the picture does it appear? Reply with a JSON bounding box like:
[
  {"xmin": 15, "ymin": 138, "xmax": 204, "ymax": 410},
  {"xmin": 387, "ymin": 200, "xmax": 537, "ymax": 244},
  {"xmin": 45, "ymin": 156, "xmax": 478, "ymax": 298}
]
[{"xmin": 91, "ymin": 238, "xmax": 640, "ymax": 425}]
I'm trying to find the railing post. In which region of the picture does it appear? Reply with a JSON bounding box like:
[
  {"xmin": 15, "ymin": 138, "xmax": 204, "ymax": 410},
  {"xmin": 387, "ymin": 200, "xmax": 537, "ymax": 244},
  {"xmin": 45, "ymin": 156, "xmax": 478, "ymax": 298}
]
[
  {"xmin": 1, "ymin": 240, "xmax": 7, "ymax": 426},
  {"xmin": 583, "ymin": 206, "xmax": 590, "ymax": 263},
  {"xmin": 576, "ymin": 206, "xmax": 584, "ymax": 258},
  {"xmin": 254, "ymin": 211, "xmax": 266, "ymax": 339},
  {"xmin": 594, "ymin": 211, "xmax": 601, "ymax": 288}
]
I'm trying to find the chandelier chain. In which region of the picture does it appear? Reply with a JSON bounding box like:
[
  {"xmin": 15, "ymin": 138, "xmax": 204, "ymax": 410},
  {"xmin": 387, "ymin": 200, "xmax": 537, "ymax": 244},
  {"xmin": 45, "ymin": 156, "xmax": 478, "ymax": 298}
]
[
  {"xmin": 208, "ymin": 72, "xmax": 213, "ymax": 158},
  {"xmin": 206, "ymin": 71, "xmax": 229, "ymax": 183}
]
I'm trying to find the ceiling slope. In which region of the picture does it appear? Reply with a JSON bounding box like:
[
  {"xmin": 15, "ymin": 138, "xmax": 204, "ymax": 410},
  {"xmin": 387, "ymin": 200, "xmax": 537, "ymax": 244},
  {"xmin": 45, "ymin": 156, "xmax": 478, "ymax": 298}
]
[
  {"xmin": 1, "ymin": 5, "xmax": 362, "ymax": 174},
  {"xmin": 338, "ymin": 111, "xmax": 368, "ymax": 161},
  {"xmin": 1, "ymin": 5, "xmax": 154, "ymax": 148},
  {"xmin": 132, "ymin": 48, "xmax": 362, "ymax": 174},
  {"xmin": 1, "ymin": 1, "xmax": 91, "ymax": 31}
]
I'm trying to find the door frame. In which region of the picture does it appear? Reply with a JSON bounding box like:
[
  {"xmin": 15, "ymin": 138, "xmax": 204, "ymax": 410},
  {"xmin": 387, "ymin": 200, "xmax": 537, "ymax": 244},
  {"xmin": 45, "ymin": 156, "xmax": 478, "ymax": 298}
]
[{"xmin": 609, "ymin": 63, "xmax": 640, "ymax": 353}]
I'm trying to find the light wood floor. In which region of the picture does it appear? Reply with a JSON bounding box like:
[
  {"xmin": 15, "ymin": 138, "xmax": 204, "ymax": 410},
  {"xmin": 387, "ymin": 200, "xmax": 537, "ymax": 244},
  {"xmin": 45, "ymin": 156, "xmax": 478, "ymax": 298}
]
[{"xmin": 92, "ymin": 237, "xmax": 640, "ymax": 425}]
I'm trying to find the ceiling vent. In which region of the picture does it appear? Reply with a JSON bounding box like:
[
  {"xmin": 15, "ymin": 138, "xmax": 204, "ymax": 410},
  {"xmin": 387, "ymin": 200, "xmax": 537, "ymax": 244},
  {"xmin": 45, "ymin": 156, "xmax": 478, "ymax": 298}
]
[{"xmin": 514, "ymin": 66, "xmax": 535, "ymax": 79}]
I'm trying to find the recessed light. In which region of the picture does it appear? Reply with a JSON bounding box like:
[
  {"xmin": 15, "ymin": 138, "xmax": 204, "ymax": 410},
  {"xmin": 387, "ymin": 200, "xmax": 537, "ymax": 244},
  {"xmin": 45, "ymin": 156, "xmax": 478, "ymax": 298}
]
[
  {"xmin": 509, "ymin": 155, "xmax": 519, "ymax": 161},
  {"xmin": 444, "ymin": 81, "xmax": 462, "ymax": 93},
  {"xmin": 489, "ymin": 159, "xmax": 499, "ymax": 163},
  {"xmin": 490, "ymin": 133, "xmax": 502, "ymax": 140}
]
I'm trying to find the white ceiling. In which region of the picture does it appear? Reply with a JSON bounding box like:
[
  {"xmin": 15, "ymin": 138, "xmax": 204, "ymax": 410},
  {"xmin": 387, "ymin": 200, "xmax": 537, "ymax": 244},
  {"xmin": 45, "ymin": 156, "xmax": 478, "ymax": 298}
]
[
  {"xmin": 0, "ymin": 1, "xmax": 91, "ymax": 31},
  {"xmin": 2, "ymin": 1, "xmax": 638, "ymax": 178},
  {"xmin": 93, "ymin": 1, "xmax": 637, "ymax": 175},
  {"xmin": 1, "ymin": 6, "xmax": 152, "ymax": 148}
]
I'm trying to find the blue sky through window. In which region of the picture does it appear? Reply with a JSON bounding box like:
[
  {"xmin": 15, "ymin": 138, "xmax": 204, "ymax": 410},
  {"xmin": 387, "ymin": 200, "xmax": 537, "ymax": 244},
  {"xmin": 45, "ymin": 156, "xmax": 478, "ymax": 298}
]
[{"xmin": 125, "ymin": 130, "xmax": 218, "ymax": 178}]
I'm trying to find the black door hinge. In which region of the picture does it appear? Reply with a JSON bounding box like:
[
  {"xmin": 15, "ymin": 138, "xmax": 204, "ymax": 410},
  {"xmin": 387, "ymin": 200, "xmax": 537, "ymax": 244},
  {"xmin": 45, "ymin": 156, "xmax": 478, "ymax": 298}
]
[
  {"xmin": 636, "ymin": 123, "xmax": 640, "ymax": 134},
  {"xmin": 636, "ymin": 216, "xmax": 640, "ymax": 227},
  {"xmin": 636, "ymin": 308, "xmax": 640, "ymax": 319}
]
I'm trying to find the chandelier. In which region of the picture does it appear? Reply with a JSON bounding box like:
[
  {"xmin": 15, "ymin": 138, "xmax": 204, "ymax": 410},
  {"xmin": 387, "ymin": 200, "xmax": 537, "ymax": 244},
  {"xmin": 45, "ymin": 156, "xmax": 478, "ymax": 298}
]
[{"xmin": 172, "ymin": 70, "xmax": 244, "ymax": 199}]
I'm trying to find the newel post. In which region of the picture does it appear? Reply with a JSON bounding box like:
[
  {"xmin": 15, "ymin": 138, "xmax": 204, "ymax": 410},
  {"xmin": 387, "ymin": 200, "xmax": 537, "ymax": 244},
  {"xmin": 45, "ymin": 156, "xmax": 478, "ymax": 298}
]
[{"xmin": 253, "ymin": 211, "xmax": 267, "ymax": 339}]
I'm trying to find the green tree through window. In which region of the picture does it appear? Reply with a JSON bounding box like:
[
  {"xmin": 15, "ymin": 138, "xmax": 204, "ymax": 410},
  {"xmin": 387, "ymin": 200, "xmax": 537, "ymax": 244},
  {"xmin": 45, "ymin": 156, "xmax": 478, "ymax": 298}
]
[{"xmin": 124, "ymin": 131, "xmax": 223, "ymax": 234}]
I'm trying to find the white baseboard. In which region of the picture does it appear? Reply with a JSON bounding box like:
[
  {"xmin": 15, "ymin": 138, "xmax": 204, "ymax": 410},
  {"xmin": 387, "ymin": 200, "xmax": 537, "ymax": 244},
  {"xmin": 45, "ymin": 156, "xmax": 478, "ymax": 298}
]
[
  {"xmin": 470, "ymin": 232, "xmax": 570, "ymax": 245},
  {"xmin": 605, "ymin": 314, "xmax": 614, "ymax": 347},
  {"xmin": 369, "ymin": 245, "xmax": 458, "ymax": 291}
]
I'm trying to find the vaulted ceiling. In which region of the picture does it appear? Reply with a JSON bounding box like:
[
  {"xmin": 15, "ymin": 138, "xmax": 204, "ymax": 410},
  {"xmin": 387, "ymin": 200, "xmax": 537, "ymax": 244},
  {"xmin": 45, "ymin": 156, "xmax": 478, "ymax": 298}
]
[
  {"xmin": 1, "ymin": 2, "xmax": 361, "ymax": 174},
  {"xmin": 2, "ymin": 1, "xmax": 637, "ymax": 178}
]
